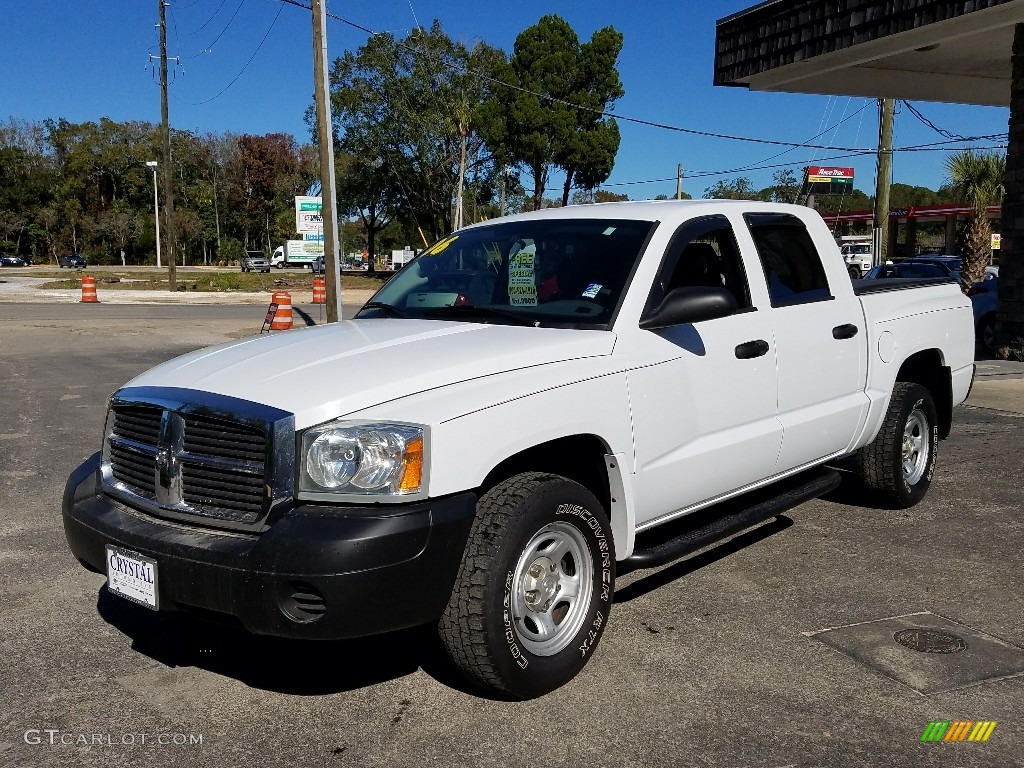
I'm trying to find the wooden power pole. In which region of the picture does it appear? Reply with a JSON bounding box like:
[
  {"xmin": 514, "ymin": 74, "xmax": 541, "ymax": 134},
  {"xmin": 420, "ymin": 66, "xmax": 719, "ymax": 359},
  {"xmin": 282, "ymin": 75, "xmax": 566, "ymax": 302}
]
[
  {"xmin": 158, "ymin": 0, "xmax": 177, "ymax": 291},
  {"xmin": 872, "ymin": 98, "xmax": 895, "ymax": 267},
  {"xmin": 312, "ymin": 0, "xmax": 342, "ymax": 322}
]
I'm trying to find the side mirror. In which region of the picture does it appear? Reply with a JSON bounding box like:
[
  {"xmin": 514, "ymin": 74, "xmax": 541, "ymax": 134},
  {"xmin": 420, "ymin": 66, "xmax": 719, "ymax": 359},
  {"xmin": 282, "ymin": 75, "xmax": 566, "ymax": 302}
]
[{"xmin": 639, "ymin": 286, "xmax": 738, "ymax": 330}]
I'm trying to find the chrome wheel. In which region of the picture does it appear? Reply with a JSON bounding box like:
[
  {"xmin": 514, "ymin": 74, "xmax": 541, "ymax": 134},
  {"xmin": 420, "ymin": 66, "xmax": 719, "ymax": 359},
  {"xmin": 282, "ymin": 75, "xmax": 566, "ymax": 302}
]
[
  {"xmin": 902, "ymin": 407, "xmax": 929, "ymax": 485},
  {"xmin": 511, "ymin": 521, "xmax": 593, "ymax": 656}
]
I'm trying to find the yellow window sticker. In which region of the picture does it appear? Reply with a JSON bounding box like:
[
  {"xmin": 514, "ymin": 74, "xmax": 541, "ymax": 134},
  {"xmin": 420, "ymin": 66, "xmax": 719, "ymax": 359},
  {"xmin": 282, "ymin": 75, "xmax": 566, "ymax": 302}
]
[{"xmin": 422, "ymin": 235, "xmax": 458, "ymax": 257}]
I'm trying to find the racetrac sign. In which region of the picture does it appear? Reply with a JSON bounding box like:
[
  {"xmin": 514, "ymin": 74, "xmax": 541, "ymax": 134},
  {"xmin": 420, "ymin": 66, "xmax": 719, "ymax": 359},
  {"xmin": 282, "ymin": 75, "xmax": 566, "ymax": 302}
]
[
  {"xmin": 806, "ymin": 166, "xmax": 854, "ymax": 182},
  {"xmin": 805, "ymin": 166, "xmax": 854, "ymax": 194}
]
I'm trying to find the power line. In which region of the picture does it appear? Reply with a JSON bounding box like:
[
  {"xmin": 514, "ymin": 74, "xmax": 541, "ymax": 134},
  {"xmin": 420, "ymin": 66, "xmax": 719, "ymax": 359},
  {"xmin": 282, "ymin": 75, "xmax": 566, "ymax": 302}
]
[
  {"xmin": 274, "ymin": 0, "xmax": 1008, "ymax": 194},
  {"xmin": 192, "ymin": 3, "xmax": 284, "ymax": 105},
  {"xmin": 205, "ymin": 0, "xmax": 248, "ymax": 52},
  {"xmin": 184, "ymin": 0, "xmax": 231, "ymax": 37}
]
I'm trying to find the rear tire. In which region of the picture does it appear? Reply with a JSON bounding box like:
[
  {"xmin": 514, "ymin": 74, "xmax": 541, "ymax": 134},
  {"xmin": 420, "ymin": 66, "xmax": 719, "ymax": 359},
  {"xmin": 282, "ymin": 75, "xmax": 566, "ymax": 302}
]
[
  {"xmin": 852, "ymin": 382, "xmax": 937, "ymax": 508},
  {"xmin": 439, "ymin": 472, "xmax": 615, "ymax": 699}
]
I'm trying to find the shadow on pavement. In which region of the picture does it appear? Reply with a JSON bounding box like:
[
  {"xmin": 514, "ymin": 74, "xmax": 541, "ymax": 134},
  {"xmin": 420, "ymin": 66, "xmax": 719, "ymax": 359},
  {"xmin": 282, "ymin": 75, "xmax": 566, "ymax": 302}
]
[
  {"xmin": 615, "ymin": 516, "xmax": 794, "ymax": 603},
  {"xmin": 95, "ymin": 587, "xmax": 490, "ymax": 697}
]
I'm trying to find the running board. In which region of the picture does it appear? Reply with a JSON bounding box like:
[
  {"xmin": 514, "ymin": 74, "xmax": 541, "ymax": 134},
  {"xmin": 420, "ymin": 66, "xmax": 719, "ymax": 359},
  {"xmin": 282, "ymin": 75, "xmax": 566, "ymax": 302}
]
[{"xmin": 623, "ymin": 467, "xmax": 841, "ymax": 571}]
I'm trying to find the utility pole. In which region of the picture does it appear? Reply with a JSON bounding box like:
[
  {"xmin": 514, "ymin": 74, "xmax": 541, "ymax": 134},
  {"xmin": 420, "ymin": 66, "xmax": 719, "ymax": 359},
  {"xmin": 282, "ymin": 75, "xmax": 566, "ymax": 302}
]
[
  {"xmin": 158, "ymin": 0, "xmax": 177, "ymax": 290},
  {"xmin": 676, "ymin": 164, "xmax": 683, "ymax": 200},
  {"xmin": 872, "ymin": 98, "xmax": 895, "ymax": 267},
  {"xmin": 312, "ymin": 0, "xmax": 342, "ymax": 322}
]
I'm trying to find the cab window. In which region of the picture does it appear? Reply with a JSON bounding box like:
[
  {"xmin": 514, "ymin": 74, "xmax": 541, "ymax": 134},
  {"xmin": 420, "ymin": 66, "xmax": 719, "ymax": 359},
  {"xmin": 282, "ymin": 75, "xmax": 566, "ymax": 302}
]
[{"xmin": 745, "ymin": 213, "xmax": 832, "ymax": 307}]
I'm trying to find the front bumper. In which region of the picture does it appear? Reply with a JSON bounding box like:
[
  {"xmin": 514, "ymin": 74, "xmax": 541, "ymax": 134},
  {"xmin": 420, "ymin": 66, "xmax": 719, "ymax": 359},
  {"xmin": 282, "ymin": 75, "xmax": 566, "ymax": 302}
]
[{"xmin": 63, "ymin": 453, "xmax": 477, "ymax": 639}]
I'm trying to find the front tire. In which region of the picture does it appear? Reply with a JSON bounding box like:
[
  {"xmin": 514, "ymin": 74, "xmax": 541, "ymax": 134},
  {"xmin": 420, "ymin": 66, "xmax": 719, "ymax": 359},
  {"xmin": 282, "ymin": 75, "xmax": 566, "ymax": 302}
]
[
  {"xmin": 848, "ymin": 265, "xmax": 861, "ymax": 279},
  {"xmin": 852, "ymin": 382, "xmax": 938, "ymax": 508},
  {"xmin": 439, "ymin": 472, "xmax": 615, "ymax": 699}
]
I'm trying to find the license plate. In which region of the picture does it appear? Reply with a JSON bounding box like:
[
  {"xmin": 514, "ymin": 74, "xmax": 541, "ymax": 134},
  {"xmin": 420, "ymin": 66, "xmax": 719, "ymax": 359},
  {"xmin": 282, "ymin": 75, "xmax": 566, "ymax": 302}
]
[{"xmin": 105, "ymin": 545, "xmax": 159, "ymax": 610}]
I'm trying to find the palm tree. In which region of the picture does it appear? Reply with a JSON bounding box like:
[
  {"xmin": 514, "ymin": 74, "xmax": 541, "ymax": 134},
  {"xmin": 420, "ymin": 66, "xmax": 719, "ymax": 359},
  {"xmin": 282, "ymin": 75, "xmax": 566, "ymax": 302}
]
[{"xmin": 944, "ymin": 149, "xmax": 1005, "ymax": 290}]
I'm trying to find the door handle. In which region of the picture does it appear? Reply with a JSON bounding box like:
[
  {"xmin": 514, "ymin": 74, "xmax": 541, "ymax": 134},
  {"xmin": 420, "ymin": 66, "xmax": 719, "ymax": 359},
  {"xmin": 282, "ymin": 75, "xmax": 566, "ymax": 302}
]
[
  {"xmin": 735, "ymin": 339, "xmax": 769, "ymax": 359},
  {"xmin": 832, "ymin": 323, "xmax": 859, "ymax": 339}
]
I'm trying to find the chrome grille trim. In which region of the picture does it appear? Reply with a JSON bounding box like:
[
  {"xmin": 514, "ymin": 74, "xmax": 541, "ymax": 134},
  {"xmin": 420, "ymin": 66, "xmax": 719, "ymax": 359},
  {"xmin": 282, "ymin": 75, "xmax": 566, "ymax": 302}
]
[{"xmin": 101, "ymin": 386, "xmax": 295, "ymax": 532}]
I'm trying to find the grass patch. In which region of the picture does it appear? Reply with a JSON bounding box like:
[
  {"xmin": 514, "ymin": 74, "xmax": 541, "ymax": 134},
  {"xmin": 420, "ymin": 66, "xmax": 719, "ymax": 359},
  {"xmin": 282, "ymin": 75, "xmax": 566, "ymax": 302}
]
[{"xmin": 33, "ymin": 269, "xmax": 392, "ymax": 292}]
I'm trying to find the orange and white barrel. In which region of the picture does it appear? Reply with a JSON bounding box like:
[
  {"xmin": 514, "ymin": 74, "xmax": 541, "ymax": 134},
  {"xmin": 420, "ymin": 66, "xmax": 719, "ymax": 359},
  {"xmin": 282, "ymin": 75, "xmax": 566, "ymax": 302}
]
[
  {"xmin": 81, "ymin": 275, "xmax": 99, "ymax": 303},
  {"xmin": 312, "ymin": 277, "xmax": 326, "ymax": 305},
  {"xmin": 270, "ymin": 291, "xmax": 293, "ymax": 330}
]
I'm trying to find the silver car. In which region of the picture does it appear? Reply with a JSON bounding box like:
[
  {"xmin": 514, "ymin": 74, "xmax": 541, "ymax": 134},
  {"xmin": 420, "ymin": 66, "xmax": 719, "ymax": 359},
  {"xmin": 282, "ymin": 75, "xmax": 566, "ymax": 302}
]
[{"xmin": 240, "ymin": 251, "xmax": 271, "ymax": 273}]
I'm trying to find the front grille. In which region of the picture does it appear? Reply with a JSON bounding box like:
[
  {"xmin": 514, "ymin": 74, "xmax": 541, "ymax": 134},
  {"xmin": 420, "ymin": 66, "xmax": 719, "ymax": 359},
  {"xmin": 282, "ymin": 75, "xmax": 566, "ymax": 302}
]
[
  {"xmin": 109, "ymin": 442, "xmax": 157, "ymax": 497},
  {"xmin": 113, "ymin": 405, "xmax": 162, "ymax": 445},
  {"xmin": 103, "ymin": 392, "xmax": 289, "ymax": 529},
  {"xmin": 183, "ymin": 413, "xmax": 265, "ymax": 463},
  {"xmin": 182, "ymin": 463, "xmax": 265, "ymax": 520}
]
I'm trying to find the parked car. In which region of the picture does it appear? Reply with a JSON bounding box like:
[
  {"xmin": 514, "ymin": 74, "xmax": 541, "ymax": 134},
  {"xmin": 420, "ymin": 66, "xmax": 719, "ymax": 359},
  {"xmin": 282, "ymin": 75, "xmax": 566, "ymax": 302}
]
[
  {"xmin": 864, "ymin": 262, "xmax": 953, "ymax": 279},
  {"xmin": 967, "ymin": 277, "xmax": 999, "ymax": 353},
  {"xmin": 240, "ymin": 251, "xmax": 270, "ymax": 273},
  {"xmin": 898, "ymin": 255, "xmax": 962, "ymax": 280},
  {"xmin": 58, "ymin": 253, "xmax": 87, "ymax": 268},
  {"xmin": 0, "ymin": 254, "xmax": 27, "ymax": 267},
  {"xmin": 310, "ymin": 254, "xmax": 325, "ymax": 274}
]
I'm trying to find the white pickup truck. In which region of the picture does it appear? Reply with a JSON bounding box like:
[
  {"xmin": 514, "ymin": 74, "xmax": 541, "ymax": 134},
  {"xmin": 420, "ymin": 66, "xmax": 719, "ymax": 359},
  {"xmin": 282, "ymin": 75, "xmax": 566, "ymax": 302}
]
[{"xmin": 64, "ymin": 201, "xmax": 974, "ymax": 699}]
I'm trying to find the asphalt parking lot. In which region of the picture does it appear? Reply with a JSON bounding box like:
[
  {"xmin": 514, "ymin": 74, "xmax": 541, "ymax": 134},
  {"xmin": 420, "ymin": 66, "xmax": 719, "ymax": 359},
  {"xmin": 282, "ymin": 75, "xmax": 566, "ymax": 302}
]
[{"xmin": 1, "ymin": 300, "xmax": 1021, "ymax": 768}]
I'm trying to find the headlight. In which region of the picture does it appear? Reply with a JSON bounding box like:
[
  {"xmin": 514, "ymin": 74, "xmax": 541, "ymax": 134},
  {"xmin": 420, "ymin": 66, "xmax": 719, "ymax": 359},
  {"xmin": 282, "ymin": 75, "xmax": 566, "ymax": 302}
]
[{"xmin": 299, "ymin": 422, "xmax": 426, "ymax": 499}]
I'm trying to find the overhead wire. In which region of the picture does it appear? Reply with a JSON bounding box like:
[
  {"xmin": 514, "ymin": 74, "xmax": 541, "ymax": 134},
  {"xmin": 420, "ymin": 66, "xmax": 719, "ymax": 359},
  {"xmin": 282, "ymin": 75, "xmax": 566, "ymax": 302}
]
[
  {"xmin": 191, "ymin": 2, "xmax": 285, "ymax": 105},
  {"xmin": 273, "ymin": 0, "xmax": 1009, "ymax": 195}
]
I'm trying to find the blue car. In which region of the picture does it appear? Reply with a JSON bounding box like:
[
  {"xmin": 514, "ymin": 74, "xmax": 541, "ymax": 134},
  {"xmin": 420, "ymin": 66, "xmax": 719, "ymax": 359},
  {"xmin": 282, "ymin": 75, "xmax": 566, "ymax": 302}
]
[
  {"xmin": 58, "ymin": 253, "xmax": 87, "ymax": 268},
  {"xmin": 967, "ymin": 277, "xmax": 999, "ymax": 353}
]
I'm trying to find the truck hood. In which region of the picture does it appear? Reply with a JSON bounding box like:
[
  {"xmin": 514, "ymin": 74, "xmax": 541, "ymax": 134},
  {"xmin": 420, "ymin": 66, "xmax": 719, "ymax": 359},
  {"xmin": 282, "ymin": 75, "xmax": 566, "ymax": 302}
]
[{"xmin": 126, "ymin": 319, "xmax": 616, "ymax": 428}]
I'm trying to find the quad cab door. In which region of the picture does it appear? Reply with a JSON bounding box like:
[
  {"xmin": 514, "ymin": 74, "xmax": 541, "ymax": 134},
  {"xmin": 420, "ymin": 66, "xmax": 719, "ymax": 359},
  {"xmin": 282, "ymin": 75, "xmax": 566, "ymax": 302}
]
[
  {"xmin": 626, "ymin": 215, "xmax": 783, "ymax": 529},
  {"xmin": 740, "ymin": 212, "xmax": 868, "ymax": 471}
]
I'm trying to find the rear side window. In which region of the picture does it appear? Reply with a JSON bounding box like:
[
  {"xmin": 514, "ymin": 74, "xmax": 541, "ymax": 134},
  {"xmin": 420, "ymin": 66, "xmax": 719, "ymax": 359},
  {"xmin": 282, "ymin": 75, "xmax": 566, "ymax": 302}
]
[{"xmin": 745, "ymin": 213, "xmax": 832, "ymax": 307}]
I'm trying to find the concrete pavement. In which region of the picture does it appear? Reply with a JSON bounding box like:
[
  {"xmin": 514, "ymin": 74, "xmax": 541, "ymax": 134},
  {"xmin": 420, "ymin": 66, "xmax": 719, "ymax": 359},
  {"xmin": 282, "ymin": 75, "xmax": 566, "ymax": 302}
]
[{"xmin": 0, "ymin": 303, "xmax": 1021, "ymax": 768}]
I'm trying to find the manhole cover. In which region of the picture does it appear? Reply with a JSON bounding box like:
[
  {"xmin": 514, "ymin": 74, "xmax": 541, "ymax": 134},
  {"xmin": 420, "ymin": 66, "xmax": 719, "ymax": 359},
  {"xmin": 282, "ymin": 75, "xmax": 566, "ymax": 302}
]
[{"xmin": 894, "ymin": 628, "xmax": 967, "ymax": 654}]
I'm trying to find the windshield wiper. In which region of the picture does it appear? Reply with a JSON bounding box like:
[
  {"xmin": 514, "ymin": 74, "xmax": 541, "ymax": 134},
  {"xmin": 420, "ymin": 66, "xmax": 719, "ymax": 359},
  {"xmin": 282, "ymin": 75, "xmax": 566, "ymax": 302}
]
[
  {"xmin": 423, "ymin": 305, "xmax": 538, "ymax": 327},
  {"xmin": 357, "ymin": 301, "xmax": 408, "ymax": 318}
]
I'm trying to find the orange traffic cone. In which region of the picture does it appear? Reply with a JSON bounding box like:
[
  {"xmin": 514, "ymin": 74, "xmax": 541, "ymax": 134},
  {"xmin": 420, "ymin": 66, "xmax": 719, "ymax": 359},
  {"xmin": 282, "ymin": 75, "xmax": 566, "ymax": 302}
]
[
  {"xmin": 81, "ymin": 275, "xmax": 99, "ymax": 303},
  {"xmin": 270, "ymin": 291, "xmax": 293, "ymax": 330},
  {"xmin": 312, "ymin": 277, "xmax": 326, "ymax": 305}
]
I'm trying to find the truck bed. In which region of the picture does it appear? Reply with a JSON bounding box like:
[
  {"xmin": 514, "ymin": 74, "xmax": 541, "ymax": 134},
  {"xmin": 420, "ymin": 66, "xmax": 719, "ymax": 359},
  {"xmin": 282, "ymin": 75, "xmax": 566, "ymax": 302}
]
[{"xmin": 853, "ymin": 276, "xmax": 958, "ymax": 295}]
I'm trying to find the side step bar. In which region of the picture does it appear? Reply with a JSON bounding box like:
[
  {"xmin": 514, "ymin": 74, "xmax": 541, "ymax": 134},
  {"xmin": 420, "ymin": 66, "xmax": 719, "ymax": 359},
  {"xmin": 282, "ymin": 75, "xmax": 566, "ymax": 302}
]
[{"xmin": 623, "ymin": 467, "xmax": 841, "ymax": 571}]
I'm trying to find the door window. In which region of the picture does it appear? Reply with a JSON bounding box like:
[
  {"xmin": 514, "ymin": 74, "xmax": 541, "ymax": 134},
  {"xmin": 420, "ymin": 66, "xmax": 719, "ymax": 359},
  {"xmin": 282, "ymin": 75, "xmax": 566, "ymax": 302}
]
[
  {"xmin": 745, "ymin": 213, "xmax": 832, "ymax": 307},
  {"xmin": 647, "ymin": 215, "xmax": 752, "ymax": 315}
]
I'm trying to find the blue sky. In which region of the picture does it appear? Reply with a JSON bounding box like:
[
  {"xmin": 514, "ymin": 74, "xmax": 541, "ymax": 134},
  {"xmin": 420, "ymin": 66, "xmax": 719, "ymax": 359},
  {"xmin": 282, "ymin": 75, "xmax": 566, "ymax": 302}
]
[{"xmin": 0, "ymin": 0, "xmax": 1010, "ymax": 202}]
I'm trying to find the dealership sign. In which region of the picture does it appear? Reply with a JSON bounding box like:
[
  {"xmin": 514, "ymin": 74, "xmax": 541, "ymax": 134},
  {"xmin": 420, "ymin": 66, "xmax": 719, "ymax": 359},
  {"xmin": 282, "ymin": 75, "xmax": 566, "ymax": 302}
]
[{"xmin": 295, "ymin": 196, "xmax": 323, "ymax": 233}]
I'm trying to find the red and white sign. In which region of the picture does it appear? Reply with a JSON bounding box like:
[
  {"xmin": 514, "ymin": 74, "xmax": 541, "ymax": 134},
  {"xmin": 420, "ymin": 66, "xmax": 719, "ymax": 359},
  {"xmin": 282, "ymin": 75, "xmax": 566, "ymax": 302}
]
[{"xmin": 807, "ymin": 166, "xmax": 854, "ymax": 180}]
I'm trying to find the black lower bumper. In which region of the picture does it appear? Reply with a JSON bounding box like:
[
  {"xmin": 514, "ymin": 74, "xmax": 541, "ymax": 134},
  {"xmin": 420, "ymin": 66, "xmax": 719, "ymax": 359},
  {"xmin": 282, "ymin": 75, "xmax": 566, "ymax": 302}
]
[{"xmin": 63, "ymin": 454, "xmax": 477, "ymax": 639}]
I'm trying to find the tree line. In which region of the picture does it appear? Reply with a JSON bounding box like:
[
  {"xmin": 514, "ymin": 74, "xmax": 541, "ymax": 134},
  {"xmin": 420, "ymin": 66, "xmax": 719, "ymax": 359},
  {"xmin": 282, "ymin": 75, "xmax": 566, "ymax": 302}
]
[{"xmin": 0, "ymin": 13, "xmax": 1003, "ymax": 275}]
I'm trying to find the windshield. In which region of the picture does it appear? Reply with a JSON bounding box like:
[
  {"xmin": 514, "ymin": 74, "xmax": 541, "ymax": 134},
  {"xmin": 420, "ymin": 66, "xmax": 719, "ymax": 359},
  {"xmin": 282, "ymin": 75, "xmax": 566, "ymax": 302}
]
[
  {"xmin": 360, "ymin": 218, "xmax": 657, "ymax": 327},
  {"xmin": 843, "ymin": 244, "xmax": 871, "ymax": 254}
]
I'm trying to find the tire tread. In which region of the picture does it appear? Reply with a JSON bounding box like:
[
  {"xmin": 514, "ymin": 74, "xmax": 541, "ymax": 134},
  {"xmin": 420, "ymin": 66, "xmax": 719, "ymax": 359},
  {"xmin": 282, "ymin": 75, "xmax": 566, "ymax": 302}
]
[
  {"xmin": 852, "ymin": 381, "xmax": 934, "ymax": 507},
  {"xmin": 438, "ymin": 471, "xmax": 558, "ymax": 695}
]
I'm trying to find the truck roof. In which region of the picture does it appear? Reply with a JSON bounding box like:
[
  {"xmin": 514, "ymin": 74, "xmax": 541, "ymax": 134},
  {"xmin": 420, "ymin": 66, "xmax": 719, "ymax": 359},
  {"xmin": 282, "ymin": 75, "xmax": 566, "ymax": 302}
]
[{"xmin": 460, "ymin": 199, "xmax": 821, "ymax": 229}]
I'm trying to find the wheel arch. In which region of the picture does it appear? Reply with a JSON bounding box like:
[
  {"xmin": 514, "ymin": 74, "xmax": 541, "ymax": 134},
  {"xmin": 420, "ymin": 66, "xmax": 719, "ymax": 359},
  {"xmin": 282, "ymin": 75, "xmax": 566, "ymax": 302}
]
[
  {"xmin": 479, "ymin": 434, "xmax": 632, "ymax": 557},
  {"xmin": 895, "ymin": 349, "xmax": 952, "ymax": 439}
]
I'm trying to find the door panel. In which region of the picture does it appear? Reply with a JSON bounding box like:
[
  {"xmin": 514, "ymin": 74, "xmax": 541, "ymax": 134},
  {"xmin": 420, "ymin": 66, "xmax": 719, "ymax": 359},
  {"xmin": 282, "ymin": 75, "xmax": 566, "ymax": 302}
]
[{"xmin": 628, "ymin": 312, "xmax": 781, "ymax": 528}]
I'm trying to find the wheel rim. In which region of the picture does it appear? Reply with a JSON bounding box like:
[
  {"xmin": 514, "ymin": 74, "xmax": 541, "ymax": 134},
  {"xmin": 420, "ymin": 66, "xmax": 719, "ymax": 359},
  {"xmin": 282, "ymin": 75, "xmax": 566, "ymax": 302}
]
[
  {"xmin": 902, "ymin": 408, "xmax": 930, "ymax": 485},
  {"xmin": 510, "ymin": 521, "xmax": 593, "ymax": 657}
]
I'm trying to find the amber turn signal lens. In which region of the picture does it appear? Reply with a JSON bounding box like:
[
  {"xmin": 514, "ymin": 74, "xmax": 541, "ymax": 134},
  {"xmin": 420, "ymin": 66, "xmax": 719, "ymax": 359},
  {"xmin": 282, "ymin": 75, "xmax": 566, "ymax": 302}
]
[{"xmin": 398, "ymin": 435, "xmax": 424, "ymax": 492}]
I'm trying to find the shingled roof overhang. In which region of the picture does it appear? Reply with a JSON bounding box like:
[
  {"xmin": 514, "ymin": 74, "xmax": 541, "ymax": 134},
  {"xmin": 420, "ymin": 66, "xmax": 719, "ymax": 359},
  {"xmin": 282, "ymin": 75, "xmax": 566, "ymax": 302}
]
[{"xmin": 714, "ymin": 0, "xmax": 1024, "ymax": 106}]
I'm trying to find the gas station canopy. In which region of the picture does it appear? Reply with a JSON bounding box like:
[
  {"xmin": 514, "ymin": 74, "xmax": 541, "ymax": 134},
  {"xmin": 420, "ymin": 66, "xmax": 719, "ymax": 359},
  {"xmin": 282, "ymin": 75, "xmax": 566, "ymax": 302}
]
[{"xmin": 714, "ymin": 0, "xmax": 1024, "ymax": 107}]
